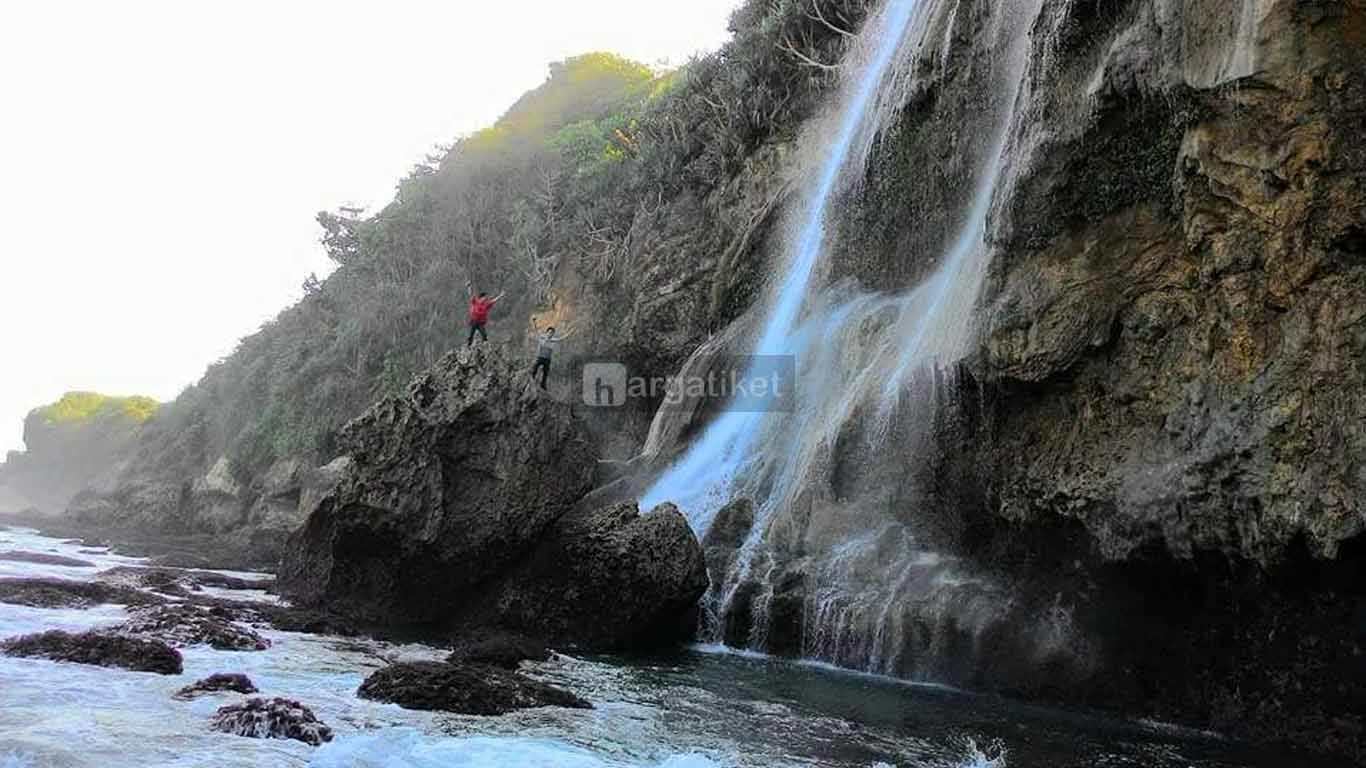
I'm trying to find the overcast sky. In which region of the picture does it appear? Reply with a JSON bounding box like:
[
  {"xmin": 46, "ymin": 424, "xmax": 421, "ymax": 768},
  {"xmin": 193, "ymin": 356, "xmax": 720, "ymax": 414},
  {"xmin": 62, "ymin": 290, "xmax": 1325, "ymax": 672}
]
[{"xmin": 0, "ymin": 0, "xmax": 739, "ymax": 454}]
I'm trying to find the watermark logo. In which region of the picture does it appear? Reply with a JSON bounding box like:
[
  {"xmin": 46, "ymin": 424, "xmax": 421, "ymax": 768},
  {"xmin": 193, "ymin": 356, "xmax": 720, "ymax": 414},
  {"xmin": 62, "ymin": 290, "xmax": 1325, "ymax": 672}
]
[{"xmin": 582, "ymin": 356, "xmax": 795, "ymax": 412}]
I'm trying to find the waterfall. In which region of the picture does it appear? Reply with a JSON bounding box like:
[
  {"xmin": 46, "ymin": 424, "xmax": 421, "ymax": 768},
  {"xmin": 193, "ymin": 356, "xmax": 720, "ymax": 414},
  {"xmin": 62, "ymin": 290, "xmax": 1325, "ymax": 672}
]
[
  {"xmin": 639, "ymin": 0, "xmax": 931, "ymax": 526},
  {"xmin": 641, "ymin": 0, "xmax": 1056, "ymax": 677}
]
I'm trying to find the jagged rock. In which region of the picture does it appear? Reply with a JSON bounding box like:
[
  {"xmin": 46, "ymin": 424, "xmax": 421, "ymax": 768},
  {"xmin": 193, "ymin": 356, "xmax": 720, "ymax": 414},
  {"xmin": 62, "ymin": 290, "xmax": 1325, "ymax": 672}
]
[
  {"xmin": 0, "ymin": 577, "xmax": 166, "ymax": 609},
  {"xmin": 446, "ymin": 631, "xmax": 550, "ymax": 669},
  {"xmin": 0, "ymin": 550, "xmax": 95, "ymax": 568},
  {"xmin": 357, "ymin": 660, "xmax": 590, "ymax": 715},
  {"xmin": 210, "ymin": 697, "xmax": 332, "ymax": 745},
  {"xmin": 117, "ymin": 604, "xmax": 271, "ymax": 651},
  {"xmin": 1, "ymin": 629, "xmax": 181, "ymax": 674},
  {"xmin": 279, "ymin": 346, "xmax": 600, "ymax": 627},
  {"xmin": 467, "ymin": 500, "xmax": 708, "ymax": 650},
  {"xmin": 174, "ymin": 672, "xmax": 259, "ymax": 700}
]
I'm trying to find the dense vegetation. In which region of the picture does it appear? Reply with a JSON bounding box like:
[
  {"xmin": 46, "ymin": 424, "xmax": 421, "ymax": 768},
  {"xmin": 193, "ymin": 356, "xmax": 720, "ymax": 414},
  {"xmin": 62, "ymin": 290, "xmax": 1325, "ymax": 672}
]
[
  {"xmin": 134, "ymin": 0, "xmax": 874, "ymax": 485},
  {"xmin": 32, "ymin": 392, "xmax": 159, "ymax": 426}
]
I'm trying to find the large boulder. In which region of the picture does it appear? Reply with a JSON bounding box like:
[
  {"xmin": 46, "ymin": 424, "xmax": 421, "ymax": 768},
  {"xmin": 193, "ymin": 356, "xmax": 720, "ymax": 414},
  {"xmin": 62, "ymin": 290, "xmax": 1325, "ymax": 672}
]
[
  {"xmin": 278, "ymin": 346, "xmax": 599, "ymax": 626},
  {"xmin": 356, "ymin": 660, "xmax": 590, "ymax": 715},
  {"xmin": 117, "ymin": 604, "xmax": 271, "ymax": 651},
  {"xmin": 174, "ymin": 672, "xmax": 259, "ymax": 700},
  {"xmin": 210, "ymin": 697, "xmax": 333, "ymax": 745},
  {"xmin": 465, "ymin": 501, "xmax": 709, "ymax": 650},
  {"xmin": 278, "ymin": 347, "xmax": 709, "ymax": 651},
  {"xmin": 1, "ymin": 629, "xmax": 182, "ymax": 674}
]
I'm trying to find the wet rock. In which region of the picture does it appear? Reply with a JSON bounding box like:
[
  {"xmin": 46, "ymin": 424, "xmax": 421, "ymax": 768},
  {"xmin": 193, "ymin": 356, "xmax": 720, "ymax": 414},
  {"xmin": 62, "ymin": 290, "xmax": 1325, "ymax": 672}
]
[
  {"xmin": 446, "ymin": 631, "xmax": 551, "ymax": 669},
  {"xmin": 279, "ymin": 346, "xmax": 598, "ymax": 626},
  {"xmin": 1, "ymin": 629, "xmax": 182, "ymax": 674},
  {"xmin": 0, "ymin": 550, "xmax": 95, "ymax": 568},
  {"xmin": 357, "ymin": 660, "xmax": 590, "ymax": 715},
  {"xmin": 119, "ymin": 604, "xmax": 271, "ymax": 651},
  {"xmin": 467, "ymin": 501, "xmax": 708, "ymax": 650},
  {"xmin": 0, "ymin": 577, "xmax": 166, "ymax": 609},
  {"xmin": 210, "ymin": 697, "xmax": 333, "ymax": 745},
  {"xmin": 173, "ymin": 672, "xmax": 258, "ymax": 700}
]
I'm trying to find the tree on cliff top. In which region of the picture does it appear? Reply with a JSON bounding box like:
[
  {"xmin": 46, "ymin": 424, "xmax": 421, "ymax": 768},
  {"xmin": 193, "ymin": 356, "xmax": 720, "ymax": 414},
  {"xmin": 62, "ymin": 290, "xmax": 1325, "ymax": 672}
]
[{"xmin": 32, "ymin": 392, "xmax": 159, "ymax": 427}]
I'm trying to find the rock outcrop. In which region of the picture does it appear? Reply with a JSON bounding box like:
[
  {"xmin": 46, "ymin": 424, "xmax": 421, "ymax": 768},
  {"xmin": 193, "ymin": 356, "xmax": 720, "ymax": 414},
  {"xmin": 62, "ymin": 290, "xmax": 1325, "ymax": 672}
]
[
  {"xmin": 210, "ymin": 697, "xmax": 333, "ymax": 745},
  {"xmin": 0, "ymin": 550, "xmax": 95, "ymax": 568},
  {"xmin": 465, "ymin": 500, "xmax": 708, "ymax": 650},
  {"xmin": 0, "ymin": 577, "xmax": 166, "ymax": 609},
  {"xmin": 1, "ymin": 630, "xmax": 182, "ymax": 674},
  {"xmin": 174, "ymin": 672, "xmax": 259, "ymax": 700},
  {"xmin": 118, "ymin": 604, "xmax": 271, "ymax": 651},
  {"xmin": 280, "ymin": 346, "xmax": 707, "ymax": 649},
  {"xmin": 356, "ymin": 661, "xmax": 590, "ymax": 715}
]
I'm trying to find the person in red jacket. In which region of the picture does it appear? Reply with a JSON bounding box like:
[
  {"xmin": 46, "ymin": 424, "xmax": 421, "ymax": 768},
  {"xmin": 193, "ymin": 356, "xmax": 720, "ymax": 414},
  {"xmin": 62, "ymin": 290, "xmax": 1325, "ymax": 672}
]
[{"xmin": 465, "ymin": 281, "xmax": 504, "ymax": 346}]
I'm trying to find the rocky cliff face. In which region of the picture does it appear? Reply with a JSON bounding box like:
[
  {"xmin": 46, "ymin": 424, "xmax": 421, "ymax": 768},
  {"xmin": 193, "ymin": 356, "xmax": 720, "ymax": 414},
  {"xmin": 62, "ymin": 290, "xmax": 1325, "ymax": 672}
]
[
  {"xmin": 279, "ymin": 346, "xmax": 707, "ymax": 649},
  {"xmin": 976, "ymin": 0, "xmax": 1366, "ymax": 564},
  {"xmin": 577, "ymin": 0, "xmax": 1364, "ymax": 756}
]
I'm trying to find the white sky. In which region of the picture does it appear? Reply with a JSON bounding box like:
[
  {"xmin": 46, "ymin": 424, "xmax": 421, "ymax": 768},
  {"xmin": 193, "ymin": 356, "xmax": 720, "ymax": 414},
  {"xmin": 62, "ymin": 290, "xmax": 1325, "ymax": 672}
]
[{"xmin": 0, "ymin": 0, "xmax": 739, "ymax": 454}]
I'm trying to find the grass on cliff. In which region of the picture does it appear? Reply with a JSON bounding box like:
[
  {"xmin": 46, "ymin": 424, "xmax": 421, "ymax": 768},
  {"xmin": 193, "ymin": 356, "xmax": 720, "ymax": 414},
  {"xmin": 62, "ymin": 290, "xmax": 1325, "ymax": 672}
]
[{"xmin": 33, "ymin": 392, "xmax": 159, "ymax": 426}]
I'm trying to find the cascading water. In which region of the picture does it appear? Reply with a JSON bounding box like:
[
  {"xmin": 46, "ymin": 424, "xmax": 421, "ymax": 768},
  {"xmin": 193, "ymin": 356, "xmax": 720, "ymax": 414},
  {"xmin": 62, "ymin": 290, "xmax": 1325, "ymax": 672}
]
[
  {"xmin": 640, "ymin": 0, "xmax": 1061, "ymax": 680},
  {"xmin": 638, "ymin": 0, "xmax": 931, "ymax": 528}
]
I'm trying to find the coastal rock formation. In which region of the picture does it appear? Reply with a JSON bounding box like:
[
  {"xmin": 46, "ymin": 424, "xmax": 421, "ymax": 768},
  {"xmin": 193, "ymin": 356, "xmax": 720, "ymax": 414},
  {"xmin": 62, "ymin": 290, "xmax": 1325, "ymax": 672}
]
[
  {"xmin": 0, "ymin": 577, "xmax": 166, "ymax": 609},
  {"xmin": 174, "ymin": 672, "xmax": 259, "ymax": 700},
  {"xmin": 465, "ymin": 500, "xmax": 708, "ymax": 650},
  {"xmin": 356, "ymin": 661, "xmax": 590, "ymax": 715},
  {"xmin": 118, "ymin": 604, "xmax": 271, "ymax": 651},
  {"xmin": 281, "ymin": 347, "xmax": 706, "ymax": 648},
  {"xmin": 279, "ymin": 346, "xmax": 597, "ymax": 623},
  {"xmin": 0, "ymin": 550, "xmax": 95, "ymax": 568},
  {"xmin": 210, "ymin": 697, "xmax": 333, "ymax": 745},
  {"xmin": 1, "ymin": 630, "xmax": 182, "ymax": 674}
]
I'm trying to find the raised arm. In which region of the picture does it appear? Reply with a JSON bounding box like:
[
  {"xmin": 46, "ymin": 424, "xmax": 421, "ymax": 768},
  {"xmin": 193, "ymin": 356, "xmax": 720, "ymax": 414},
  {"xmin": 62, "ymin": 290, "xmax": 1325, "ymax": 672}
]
[
  {"xmin": 491, "ymin": 289, "xmax": 507, "ymax": 303},
  {"xmin": 465, "ymin": 280, "xmax": 474, "ymax": 299}
]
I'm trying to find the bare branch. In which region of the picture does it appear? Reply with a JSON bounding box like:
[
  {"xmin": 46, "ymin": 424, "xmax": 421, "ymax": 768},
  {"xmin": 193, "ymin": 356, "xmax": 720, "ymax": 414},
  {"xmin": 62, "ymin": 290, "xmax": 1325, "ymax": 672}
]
[{"xmin": 777, "ymin": 37, "xmax": 840, "ymax": 71}]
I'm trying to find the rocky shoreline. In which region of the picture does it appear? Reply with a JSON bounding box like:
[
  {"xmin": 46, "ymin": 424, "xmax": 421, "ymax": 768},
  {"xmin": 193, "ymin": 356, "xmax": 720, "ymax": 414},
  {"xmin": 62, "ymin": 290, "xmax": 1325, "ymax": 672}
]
[{"xmin": 0, "ymin": 540, "xmax": 609, "ymax": 751}]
